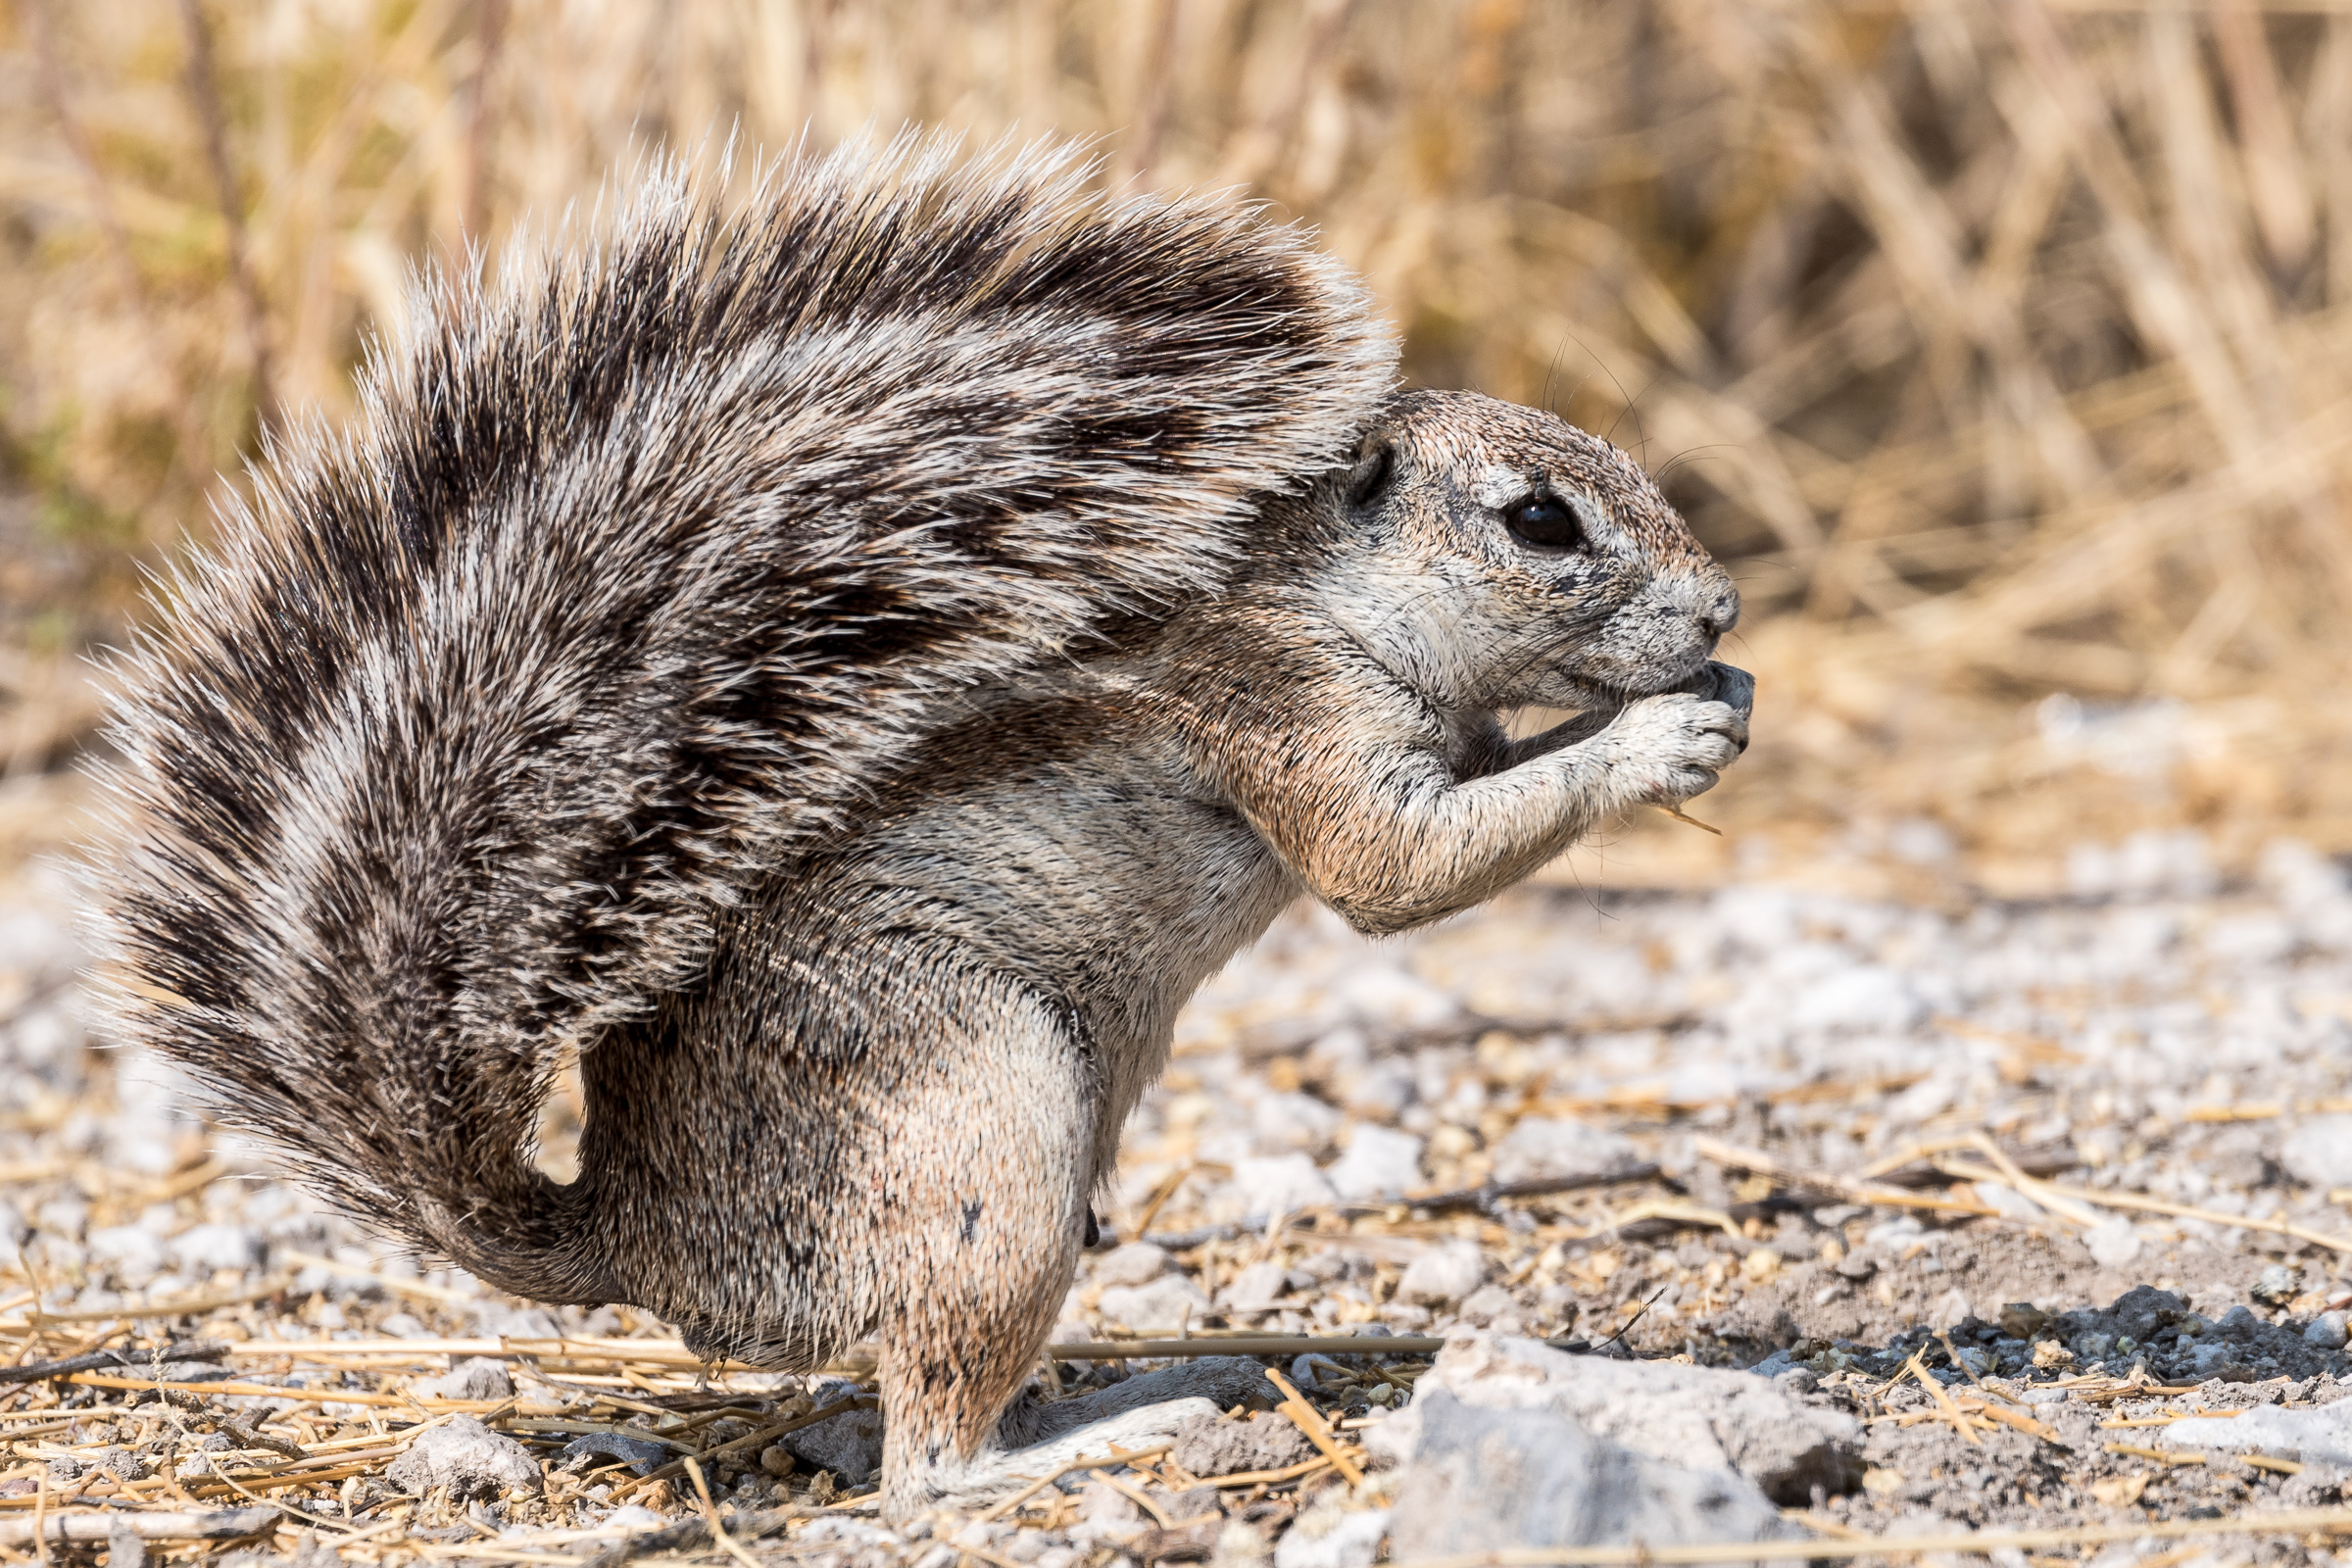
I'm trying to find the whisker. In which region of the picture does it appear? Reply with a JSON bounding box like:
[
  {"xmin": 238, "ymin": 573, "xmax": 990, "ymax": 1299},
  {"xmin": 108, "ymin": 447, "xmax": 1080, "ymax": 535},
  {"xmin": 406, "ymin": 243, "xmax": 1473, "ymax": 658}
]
[
  {"xmin": 1650, "ymin": 444, "xmax": 1739, "ymax": 488},
  {"xmin": 1580, "ymin": 352, "xmax": 1642, "ymax": 451},
  {"xmin": 1352, "ymin": 578, "xmax": 1483, "ymax": 642},
  {"xmin": 1609, "ymin": 374, "xmax": 1658, "ymax": 464},
  {"xmin": 1487, "ymin": 618, "xmax": 1625, "ymax": 699},
  {"xmin": 1557, "ymin": 367, "xmax": 1596, "ymax": 422},
  {"xmin": 1552, "ymin": 333, "xmax": 1634, "ymax": 444},
  {"xmin": 1541, "ymin": 331, "xmax": 1575, "ymax": 417}
]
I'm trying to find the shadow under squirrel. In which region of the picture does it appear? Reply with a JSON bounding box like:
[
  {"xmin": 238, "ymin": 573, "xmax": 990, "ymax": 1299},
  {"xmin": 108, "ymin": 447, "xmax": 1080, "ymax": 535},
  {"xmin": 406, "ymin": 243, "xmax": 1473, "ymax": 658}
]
[{"xmin": 91, "ymin": 135, "xmax": 1750, "ymax": 1518}]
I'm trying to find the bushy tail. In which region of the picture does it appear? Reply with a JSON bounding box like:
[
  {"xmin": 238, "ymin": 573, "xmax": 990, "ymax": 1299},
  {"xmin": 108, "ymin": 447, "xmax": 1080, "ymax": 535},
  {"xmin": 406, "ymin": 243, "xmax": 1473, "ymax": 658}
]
[{"xmin": 87, "ymin": 133, "xmax": 1396, "ymax": 1300}]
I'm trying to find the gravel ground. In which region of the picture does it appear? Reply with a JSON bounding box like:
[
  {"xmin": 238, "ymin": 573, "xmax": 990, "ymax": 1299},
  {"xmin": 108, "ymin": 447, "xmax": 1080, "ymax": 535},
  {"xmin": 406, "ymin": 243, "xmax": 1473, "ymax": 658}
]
[{"xmin": 1, "ymin": 829, "xmax": 2351, "ymax": 1564}]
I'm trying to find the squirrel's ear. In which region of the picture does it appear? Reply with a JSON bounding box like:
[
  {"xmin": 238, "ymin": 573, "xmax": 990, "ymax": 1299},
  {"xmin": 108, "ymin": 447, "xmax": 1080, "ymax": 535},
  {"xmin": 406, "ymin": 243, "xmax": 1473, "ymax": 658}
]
[{"xmin": 1346, "ymin": 438, "xmax": 1396, "ymax": 508}]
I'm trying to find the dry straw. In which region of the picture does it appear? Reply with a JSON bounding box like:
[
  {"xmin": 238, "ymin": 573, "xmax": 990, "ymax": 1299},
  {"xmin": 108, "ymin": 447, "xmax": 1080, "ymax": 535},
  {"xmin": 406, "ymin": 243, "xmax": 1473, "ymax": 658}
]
[
  {"xmin": 4, "ymin": 1, "xmax": 2349, "ymax": 714},
  {"xmin": 0, "ymin": 0, "xmax": 2349, "ymax": 868}
]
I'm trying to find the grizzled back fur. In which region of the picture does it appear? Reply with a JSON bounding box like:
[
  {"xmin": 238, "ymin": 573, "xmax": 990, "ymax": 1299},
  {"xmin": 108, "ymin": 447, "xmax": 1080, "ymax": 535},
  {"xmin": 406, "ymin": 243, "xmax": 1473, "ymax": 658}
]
[{"xmin": 90, "ymin": 134, "xmax": 1396, "ymax": 1298}]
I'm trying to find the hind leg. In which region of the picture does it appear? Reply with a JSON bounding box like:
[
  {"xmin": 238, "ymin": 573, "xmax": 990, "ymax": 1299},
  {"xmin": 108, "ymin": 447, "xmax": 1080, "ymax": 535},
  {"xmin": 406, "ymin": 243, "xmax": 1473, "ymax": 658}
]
[
  {"xmin": 859, "ymin": 962, "xmax": 1269, "ymax": 1518},
  {"xmin": 577, "ymin": 934, "xmax": 1255, "ymax": 1518}
]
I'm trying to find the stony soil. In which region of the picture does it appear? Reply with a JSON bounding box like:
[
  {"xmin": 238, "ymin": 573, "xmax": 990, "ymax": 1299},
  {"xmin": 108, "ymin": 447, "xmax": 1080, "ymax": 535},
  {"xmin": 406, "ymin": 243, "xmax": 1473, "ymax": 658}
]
[{"xmin": 1, "ymin": 828, "xmax": 2350, "ymax": 1563}]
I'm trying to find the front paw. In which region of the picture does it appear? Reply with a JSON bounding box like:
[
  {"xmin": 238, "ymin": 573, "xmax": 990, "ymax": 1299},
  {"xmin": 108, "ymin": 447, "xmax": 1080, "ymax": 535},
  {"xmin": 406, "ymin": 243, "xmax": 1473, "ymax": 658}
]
[
  {"xmin": 1671, "ymin": 661, "xmax": 1755, "ymax": 737},
  {"xmin": 1602, "ymin": 691, "xmax": 1746, "ymax": 806}
]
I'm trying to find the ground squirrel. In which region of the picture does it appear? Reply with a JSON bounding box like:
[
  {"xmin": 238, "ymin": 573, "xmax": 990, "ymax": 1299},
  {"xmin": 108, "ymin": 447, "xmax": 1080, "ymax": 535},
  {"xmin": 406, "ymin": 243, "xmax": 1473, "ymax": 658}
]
[{"xmin": 92, "ymin": 135, "xmax": 1749, "ymax": 1517}]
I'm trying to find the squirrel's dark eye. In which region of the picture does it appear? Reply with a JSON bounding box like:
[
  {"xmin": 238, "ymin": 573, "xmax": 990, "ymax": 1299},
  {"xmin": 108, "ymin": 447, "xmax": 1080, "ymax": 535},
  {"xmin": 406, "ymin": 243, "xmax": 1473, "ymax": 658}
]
[{"xmin": 1505, "ymin": 496, "xmax": 1585, "ymax": 550}]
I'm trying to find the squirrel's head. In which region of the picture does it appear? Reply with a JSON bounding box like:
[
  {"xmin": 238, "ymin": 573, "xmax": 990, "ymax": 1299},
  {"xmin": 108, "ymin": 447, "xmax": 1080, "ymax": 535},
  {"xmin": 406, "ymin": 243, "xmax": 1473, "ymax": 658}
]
[{"xmin": 1316, "ymin": 389, "xmax": 1738, "ymax": 713}]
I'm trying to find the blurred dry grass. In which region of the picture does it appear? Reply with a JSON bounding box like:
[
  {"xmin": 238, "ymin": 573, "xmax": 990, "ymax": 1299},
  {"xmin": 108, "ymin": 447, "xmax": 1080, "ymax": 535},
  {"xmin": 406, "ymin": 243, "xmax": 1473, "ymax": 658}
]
[{"xmin": 1, "ymin": 0, "xmax": 2349, "ymax": 861}]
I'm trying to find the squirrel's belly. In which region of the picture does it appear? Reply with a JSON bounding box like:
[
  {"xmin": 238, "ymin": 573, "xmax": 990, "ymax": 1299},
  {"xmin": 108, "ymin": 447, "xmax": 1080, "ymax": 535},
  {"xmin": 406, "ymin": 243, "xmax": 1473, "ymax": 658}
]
[{"xmin": 842, "ymin": 765, "xmax": 1300, "ymax": 1053}]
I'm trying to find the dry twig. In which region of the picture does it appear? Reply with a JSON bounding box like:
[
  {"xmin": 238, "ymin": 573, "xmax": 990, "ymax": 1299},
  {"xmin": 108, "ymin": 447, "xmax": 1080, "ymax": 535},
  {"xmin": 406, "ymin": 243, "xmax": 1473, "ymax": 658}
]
[{"xmin": 1261, "ymin": 1366, "xmax": 1364, "ymax": 1486}]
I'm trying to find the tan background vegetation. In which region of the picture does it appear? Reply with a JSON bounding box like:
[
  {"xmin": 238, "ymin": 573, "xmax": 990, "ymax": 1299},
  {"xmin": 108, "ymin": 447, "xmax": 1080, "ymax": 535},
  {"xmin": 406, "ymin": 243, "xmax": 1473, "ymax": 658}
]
[{"xmin": 2, "ymin": 0, "xmax": 2348, "ymax": 877}]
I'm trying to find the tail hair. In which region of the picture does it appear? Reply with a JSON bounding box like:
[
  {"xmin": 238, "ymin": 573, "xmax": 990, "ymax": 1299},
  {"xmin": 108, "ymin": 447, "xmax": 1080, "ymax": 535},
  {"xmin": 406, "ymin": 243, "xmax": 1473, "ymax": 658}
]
[{"xmin": 87, "ymin": 132, "xmax": 1396, "ymax": 1299}]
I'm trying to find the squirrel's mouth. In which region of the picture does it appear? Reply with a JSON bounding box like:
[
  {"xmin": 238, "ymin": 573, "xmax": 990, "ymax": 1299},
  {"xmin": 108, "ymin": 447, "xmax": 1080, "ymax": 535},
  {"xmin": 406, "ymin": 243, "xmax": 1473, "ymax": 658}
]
[{"xmin": 1559, "ymin": 648, "xmax": 1715, "ymax": 711}]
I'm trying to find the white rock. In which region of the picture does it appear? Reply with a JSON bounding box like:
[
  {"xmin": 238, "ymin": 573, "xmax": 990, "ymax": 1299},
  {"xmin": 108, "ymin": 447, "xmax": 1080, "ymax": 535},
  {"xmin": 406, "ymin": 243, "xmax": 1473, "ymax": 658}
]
[
  {"xmin": 1223, "ymin": 1260, "xmax": 1294, "ymax": 1314},
  {"xmin": 106, "ymin": 1515, "xmax": 148, "ymax": 1568},
  {"xmin": 1396, "ymin": 1243, "xmax": 1487, "ymax": 1306},
  {"xmin": 1324, "ymin": 1125, "xmax": 1424, "ymax": 1200},
  {"xmin": 2097, "ymin": 907, "xmax": 2180, "ymax": 963},
  {"xmin": 951, "ymin": 1522, "xmax": 1009, "ymax": 1552},
  {"xmin": 1384, "ymin": 1396, "xmax": 1782, "ymax": 1554},
  {"xmin": 2071, "ymin": 829, "xmax": 2215, "ymax": 898},
  {"xmin": 474, "ymin": 1304, "xmax": 564, "ymax": 1339},
  {"xmin": 1272, "ymin": 1507, "xmax": 1390, "ymax": 1568},
  {"xmin": 2281, "ymin": 1117, "xmax": 2352, "ymax": 1191},
  {"xmin": 1332, "ymin": 1059, "xmax": 1416, "ymax": 1120},
  {"xmin": 2186, "ymin": 1342, "xmax": 2237, "ymax": 1377},
  {"xmin": 796, "ymin": 1518, "xmax": 901, "ymax": 1550},
  {"xmin": 34, "ymin": 1197, "xmax": 89, "ymax": 1238},
  {"xmin": 1092, "ymin": 1243, "xmax": 1170, "ymax": 1289},
  {"xmin": 1097, "ymin": 1274, "xmax": 1211, "ymax": 1334},
  {"xmin": 1304, "ymin": 1028, "xmax": 1370, "ymax": 1079},
  {"xmin": 1339, "ymin": 964, "xmax": 1461, "ymax": 1035},
  {"xmin": 2304, "ymin": 1311, "xmax": 2349, "ymax": 1350},
  {"xmin": 1973, "ymin": 1184, "xmax": 2045, "ymax": 1222},
  {"xmin": 1223, "ymin": 1154, "xmax": 1338, "ymax": 1220},
  {"xmin": 1886, "ymin": 818, "xmax": 1955, "ymax": 865},
  {"xmin": 1711, "ymin": 887, "xmax": 1800, "ymax": 954},
  {"xmin": 1458, "ymin": 1284, "xmax": 1522, "ymax": 1328},
  {"xmin": 169, "ymin": 1222, "xmax": 263, "ymax": 1273},
  {"xmin": 1790, "ymin": 967, "xmax": 1925, "ymax": 1033},
  {"xmin": 86, "ymin": 1225, "xmax": 166, "ymax": 1287},
  {"xmin": 387, "ymin": 1415, "xmax": 541, "ymax": 1498},
  {"xmin": 2259, "ymin": 838, "xmax": 2350, "ymax": 907},
  {"xmin": 1068, "ymin": 1478, "xmax": 1145, "ymax": 1546},
  {"xmin": 415, "ymin": 1357, "xmax": 516, "ymax": 1401},
  {"xmin": 2164, "ymin": 1402, "xmax": 2352, "ymax": 1465},
  {"xmin": 1490, "ymin": 1118, "xmax": 1634, "ymax": 1184},
  {"xmin": 1884, "ymin": 1073, "xmax": 1960, "ymax": 1127},
  {"xmin": 1253, "ymin": 1092, "xmax": 1342, "ymax": 1152},
  {"xmin": 1367, "ymin": 1332, "xmax": 1861, "ymax": 1504},
  {"xmin": 2082, "ymin": 1217, "xmax": 2142, "ymax": 1268},
  {"xmin": 1864, "ymin": 1215, "xmax": 1920, "ymax": 1250},
  {"xmin": 105, "ymin": 1063, "xmax": 195, "ymax": 1176},
  {"xmin": 601, "ymin": 1505, "xmax": 667, "ymax": 1531},
  {"xmin": 2205, "ymin": 914, "xmax": 2296, "ymax": 964},
  {"xmin": 30, "ymin": 1238, "xmax": 84, "ymax": 1271},
  {"xmin": 11, "ymin": 1007, "xmax": 83, "ymax": 1068},
  {"xmin": 2120, "ymin": 828, "xmax": 2215, "ymax": 897}
]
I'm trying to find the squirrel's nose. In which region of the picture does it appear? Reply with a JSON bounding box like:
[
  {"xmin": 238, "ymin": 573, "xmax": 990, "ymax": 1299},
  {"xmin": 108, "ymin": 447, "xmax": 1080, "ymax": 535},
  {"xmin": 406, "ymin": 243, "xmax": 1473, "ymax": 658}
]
[{"xmin": 1693, "ymin": 589, "xmax": 1740, "ymax": 642}]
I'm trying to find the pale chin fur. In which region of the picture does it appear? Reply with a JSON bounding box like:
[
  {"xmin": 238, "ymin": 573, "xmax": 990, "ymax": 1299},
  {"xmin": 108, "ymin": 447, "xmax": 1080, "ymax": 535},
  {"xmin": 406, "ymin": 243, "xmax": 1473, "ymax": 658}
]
[{"xmin": 1321, "ymin": 564, "xmax": 1719, "ymax": 717}]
